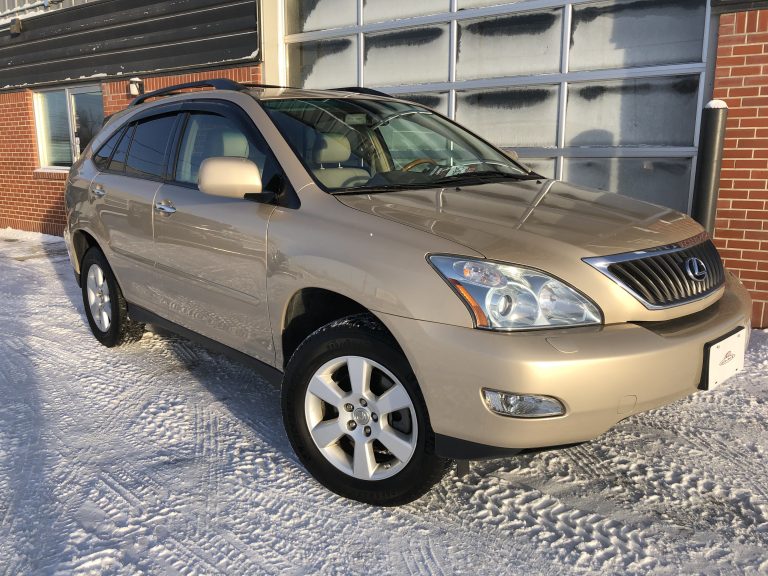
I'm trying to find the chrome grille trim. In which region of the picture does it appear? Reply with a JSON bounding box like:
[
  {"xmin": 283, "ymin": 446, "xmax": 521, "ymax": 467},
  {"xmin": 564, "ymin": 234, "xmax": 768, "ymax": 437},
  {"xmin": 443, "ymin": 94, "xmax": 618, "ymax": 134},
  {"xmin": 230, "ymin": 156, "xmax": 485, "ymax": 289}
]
[{"xmin": 583, "ymin": 233, "xmax": 726, "ymax": 310}]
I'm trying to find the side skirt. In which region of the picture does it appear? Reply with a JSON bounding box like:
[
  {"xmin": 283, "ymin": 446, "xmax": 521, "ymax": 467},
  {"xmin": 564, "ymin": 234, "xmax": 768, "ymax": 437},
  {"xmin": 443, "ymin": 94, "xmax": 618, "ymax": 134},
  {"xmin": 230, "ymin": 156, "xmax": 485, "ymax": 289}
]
[{"xmin": 128, "ymin": 303, "xmax": 284, "ymax": 385}]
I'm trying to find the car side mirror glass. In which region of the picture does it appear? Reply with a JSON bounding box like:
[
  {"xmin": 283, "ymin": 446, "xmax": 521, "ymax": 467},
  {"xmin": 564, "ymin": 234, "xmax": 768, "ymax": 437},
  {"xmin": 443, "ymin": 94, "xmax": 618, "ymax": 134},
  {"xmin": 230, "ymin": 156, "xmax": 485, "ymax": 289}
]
[{"xmin": 198, "ymin": 157, "xmax": 265, "ymax": 200}]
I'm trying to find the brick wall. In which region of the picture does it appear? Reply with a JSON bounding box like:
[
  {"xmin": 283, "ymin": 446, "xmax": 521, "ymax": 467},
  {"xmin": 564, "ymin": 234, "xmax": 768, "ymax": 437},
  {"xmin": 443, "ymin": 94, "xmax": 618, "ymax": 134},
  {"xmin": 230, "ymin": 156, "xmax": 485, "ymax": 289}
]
[
  {"xmin": 0, "ymin": 91, "xmax": 67, "ymax": 235},
  {"xmin": 0, "ymin": 63, "xmax": 262, "ymax": 237},
  {"xmin": 712, "ymin": 10, "xmax": 768, "ymax": 328}
]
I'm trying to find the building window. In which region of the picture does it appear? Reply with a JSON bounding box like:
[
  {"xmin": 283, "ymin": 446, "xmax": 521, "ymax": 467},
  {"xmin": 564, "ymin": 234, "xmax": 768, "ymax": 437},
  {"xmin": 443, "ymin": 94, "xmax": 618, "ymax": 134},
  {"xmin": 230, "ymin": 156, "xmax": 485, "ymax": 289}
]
[{"xmin": 34, "ymin": 86, "xmax": 104, "ymax": 168}]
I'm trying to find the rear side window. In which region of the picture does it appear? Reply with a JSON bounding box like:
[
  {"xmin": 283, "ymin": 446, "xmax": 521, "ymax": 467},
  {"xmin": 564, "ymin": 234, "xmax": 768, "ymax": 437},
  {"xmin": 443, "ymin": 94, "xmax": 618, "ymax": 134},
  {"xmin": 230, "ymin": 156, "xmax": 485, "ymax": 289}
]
[
  {"xmin": 125, "ymin": 115, "xmax": 177, "ymax": 179},
  {"xmin": 93, "ymin": 127, "xmax": 124, "ymax": 171},
  {"xmin": 108, "ymin": 124, "xmax": 134, "ymax": 172}
]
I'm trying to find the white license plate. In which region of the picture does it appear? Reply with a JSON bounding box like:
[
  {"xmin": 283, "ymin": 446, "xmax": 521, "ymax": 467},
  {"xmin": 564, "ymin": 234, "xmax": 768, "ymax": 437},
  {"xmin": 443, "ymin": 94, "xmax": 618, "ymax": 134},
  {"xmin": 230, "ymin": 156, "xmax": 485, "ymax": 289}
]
[{"xmin": 705, "ymin": 329, "xmax": 746, "ymax": 390}]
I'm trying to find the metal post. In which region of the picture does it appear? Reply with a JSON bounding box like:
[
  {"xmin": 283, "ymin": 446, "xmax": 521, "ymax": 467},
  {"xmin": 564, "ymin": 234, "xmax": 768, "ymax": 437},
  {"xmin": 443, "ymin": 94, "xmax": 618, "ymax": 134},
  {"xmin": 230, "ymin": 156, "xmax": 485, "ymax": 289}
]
[{"xmin": 692, "ymin": 99, "xmax": 729, "ymax": 235}]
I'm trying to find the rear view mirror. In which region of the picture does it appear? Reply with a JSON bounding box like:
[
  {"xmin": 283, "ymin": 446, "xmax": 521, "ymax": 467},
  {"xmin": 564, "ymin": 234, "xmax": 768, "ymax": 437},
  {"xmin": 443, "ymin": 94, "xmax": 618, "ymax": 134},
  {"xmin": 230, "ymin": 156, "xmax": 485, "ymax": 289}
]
[{"xmin": 198, "ymin": 157, "xmax": 266, "ymax": 200}]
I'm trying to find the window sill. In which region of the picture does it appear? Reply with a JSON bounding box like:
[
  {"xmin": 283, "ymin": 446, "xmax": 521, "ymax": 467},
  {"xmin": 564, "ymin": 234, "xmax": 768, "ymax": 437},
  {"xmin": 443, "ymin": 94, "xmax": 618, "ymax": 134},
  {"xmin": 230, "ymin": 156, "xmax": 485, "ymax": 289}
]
[{"xmin": 34, "ymin": 168, "xmax": 69, "ymax": 181}]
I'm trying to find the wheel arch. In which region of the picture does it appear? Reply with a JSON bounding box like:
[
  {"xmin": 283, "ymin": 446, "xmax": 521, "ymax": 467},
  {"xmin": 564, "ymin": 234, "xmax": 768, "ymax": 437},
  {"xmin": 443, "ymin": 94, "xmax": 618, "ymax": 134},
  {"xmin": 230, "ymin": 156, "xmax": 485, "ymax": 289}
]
[
  {"xmin": 280, "ymin": 287, "xmax": 400, "ymax": 369},
  {"xmin": 71, "ymin": 229, "xmax": 103, "ymax": 284}
]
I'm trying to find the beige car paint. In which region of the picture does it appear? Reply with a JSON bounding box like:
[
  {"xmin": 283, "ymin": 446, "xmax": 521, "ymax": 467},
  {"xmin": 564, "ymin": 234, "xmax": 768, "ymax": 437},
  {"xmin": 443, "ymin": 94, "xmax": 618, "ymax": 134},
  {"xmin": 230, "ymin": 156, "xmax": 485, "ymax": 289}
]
[{"xmin": 65, "ymin": 88, "xmax": 752, "ymax": 453}]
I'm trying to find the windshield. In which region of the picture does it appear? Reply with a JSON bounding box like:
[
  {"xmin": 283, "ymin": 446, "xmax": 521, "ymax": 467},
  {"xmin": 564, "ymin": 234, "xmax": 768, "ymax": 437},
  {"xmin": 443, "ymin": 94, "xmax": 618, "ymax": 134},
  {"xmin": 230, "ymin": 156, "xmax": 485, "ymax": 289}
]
[{"xmin": 260, "ymin": 98, "xmax": 533, "ymax": 193}]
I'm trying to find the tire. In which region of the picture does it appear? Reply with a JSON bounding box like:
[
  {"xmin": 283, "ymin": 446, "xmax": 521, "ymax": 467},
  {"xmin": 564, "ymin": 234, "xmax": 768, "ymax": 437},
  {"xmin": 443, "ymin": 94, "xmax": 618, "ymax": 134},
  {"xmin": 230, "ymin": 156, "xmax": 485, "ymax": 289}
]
[
  {"xmin": 80, "ymin": 247, "xmax": 144, "ymax": 347},
  {"xmin": 282, "ymin": 313, "xmax": 450, "ymax": 505}
]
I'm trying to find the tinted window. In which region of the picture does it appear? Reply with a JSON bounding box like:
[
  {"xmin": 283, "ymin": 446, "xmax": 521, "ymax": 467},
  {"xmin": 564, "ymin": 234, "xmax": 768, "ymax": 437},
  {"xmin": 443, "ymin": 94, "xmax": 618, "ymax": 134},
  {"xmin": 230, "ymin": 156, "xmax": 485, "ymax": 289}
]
[
  {"xmin": 93, "ymin": 127, "xmax": 124, "ymax": 171},
  {"xmin": 108, "ymin": 124, "xmax": 135, "ymax": 173},
  {"xmin": 125, "ymin": 115, "xmax": 177, "ymax": 179},
  {"xmin": 175, "ymin": 113, "xmax": 276, "ymax": 187}
]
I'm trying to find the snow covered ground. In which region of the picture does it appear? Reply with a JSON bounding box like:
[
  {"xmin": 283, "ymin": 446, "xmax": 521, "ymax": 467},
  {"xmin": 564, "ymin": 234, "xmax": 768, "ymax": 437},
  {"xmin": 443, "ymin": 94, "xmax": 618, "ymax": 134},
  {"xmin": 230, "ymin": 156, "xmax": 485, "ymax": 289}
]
[{"xmin": 0, "ymin": 228, "xmax": 766, "ymax": 576}]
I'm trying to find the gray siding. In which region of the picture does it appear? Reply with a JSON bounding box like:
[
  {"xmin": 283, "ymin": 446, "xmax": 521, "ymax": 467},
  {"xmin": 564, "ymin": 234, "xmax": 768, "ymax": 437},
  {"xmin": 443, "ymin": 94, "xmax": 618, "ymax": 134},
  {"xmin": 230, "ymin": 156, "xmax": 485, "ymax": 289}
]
[{"xmin": 0, "ymin": 0, "xmax": 259, "ymax": 89}]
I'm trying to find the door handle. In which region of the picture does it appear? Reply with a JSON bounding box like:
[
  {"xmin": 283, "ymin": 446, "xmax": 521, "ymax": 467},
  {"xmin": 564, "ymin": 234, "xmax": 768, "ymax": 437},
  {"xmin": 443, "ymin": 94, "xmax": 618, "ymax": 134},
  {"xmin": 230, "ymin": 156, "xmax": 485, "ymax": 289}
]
[
  {"xmin": 91, "ymin": 184, "xmax": 106, "ymax": 198},
  {"xmin": 154, "ymin": 201, "xmax": 177, "ymax": 215}
]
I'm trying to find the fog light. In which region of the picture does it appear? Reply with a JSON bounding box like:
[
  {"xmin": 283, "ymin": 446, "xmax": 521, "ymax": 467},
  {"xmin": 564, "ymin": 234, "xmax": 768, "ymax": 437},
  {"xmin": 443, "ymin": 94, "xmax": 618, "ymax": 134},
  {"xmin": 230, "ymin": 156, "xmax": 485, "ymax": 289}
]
[{"xmin": 483, "ymin": 389, "xmax": 565, "ymax": 418}]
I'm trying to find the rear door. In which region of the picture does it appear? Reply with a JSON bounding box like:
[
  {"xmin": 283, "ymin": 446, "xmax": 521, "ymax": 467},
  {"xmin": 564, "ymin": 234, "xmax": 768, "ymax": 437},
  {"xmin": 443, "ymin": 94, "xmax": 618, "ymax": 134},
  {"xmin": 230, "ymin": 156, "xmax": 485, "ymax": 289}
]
[
  {"xmin": 90, "ymin": 107, "xmax": 181, "ymax": 310},
  {"xmin": 152, "ymin": 101, "xmax": 281, "ymax": 363}
]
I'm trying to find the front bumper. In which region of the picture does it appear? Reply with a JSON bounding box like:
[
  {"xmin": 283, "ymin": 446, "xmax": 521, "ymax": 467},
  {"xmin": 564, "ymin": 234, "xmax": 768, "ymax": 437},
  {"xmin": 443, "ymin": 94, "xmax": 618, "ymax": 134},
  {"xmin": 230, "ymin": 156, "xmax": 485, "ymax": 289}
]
[{"xmin": 377, "ymin": 273, "xmax": 752, "ymax": 459}]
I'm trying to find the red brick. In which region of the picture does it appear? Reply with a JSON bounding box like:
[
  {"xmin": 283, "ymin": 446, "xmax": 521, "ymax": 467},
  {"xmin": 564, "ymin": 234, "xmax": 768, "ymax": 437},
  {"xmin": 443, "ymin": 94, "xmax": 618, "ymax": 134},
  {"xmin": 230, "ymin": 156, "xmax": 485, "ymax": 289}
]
[
  {"xmin": 728, "ymin": 239, "xmax": 763, "ymax": 250},
  {"xmin": 745, "ymin": 53, "xmax": 768, "ymax": 66},
  {"xmin": 732, "ymin": 199, "xmax": 766, "ymax": 209},
  {"xmin": 733, "ymin": 44, "xmax": 763, "ymax": 56},
  {"xmin": 715, "ymin": 75, "xmax": 745, "ymax": 88},
  {"xmin": 741, "ymin": 96, "xmax": 768, "ymax": 107},
  {"xmin": 746, "ymin": 32, "xmax": 768, "ymax": 44},
  {"xmin": 738, "ymin": 269, "xmax": 768, "ymax": 281},
  {"xmin": 729, "ymin": 219, "xmax": 765, "ymax": 230},
  {"xmin": 716, "ymin": 228, "xmax": 746, "ymax": 239}
]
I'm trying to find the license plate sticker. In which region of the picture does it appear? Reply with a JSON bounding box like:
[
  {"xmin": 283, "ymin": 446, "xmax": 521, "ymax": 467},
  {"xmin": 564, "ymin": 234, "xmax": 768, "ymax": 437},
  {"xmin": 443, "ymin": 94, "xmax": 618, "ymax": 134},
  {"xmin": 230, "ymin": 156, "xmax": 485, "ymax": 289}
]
[{"xmin": 706, "ymin": 329, "xmax": 746, "ymax": 390}]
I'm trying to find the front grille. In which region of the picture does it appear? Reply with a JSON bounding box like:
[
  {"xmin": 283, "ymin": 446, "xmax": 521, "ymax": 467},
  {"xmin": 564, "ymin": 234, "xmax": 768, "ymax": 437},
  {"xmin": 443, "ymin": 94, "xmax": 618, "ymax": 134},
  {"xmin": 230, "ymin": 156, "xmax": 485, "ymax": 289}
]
[{"xmin": 584, "ymin": 234, "xmax": 726, "ymax": 309}]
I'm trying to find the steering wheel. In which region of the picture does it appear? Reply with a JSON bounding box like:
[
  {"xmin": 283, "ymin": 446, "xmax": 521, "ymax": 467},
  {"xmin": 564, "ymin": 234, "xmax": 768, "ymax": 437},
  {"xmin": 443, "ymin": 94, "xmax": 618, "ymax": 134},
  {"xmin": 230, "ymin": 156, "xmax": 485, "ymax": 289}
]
[{"xmin": 402, "ymin": 158, "xmax": 438, "ymax": 172}]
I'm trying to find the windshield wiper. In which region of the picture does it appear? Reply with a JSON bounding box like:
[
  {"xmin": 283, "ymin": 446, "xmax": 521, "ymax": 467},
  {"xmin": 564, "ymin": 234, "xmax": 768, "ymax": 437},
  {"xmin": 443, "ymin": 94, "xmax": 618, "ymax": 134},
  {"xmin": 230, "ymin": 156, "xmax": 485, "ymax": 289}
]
[
  {"xmin": 430, "ymin": 171, "xmax": 541, "ymax": 185},
  {"xmin": 331, "ymin": 183, "xmax": 438, "ymax": 195},
  {"xmin": 330, "ymin": 172, "xmax": 542, "ymax": 195}
]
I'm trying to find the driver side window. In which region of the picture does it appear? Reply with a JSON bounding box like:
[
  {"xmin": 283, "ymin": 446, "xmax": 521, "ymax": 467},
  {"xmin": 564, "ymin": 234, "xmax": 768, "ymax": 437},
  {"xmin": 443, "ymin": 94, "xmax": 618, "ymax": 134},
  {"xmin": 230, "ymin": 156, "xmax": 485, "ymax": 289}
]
[{"xmin": 175, "ymin": 113, "xmax": 273, "ymax": 186}]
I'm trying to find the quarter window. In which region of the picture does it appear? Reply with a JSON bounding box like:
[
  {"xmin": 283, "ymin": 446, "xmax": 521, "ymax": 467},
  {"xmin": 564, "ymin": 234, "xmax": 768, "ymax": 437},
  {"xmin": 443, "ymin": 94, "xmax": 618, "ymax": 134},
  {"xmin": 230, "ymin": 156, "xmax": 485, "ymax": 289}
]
[
  {"xmin": 108, "ymin": 124, "xmax": 134, "ymax": 173},
  {"xmin": 93, "ymin": 127, "xmax": 125, "ymax": 171},
  {"xmin": 35, "ymin": 86, "xmax": 104, "ymax": 168}
]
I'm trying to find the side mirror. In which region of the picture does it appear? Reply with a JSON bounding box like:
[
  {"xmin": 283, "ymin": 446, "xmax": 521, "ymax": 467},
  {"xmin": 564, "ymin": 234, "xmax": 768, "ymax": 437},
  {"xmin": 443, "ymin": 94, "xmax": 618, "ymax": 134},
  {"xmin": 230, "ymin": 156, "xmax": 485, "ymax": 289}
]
[
  {"xmin": 198, "ymin": 157, "xmax": 272, "ymax": 201},
  {"xmin": 505, "ymin": 149, "xmax": 519, "ymax": 161}
]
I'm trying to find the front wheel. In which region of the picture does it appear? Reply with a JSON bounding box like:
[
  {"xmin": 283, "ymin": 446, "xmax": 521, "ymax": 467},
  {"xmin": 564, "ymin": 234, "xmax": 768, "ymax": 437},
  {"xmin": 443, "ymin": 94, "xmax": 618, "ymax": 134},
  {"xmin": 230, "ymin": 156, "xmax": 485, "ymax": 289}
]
[{"xmin": 282, "ymin": 314, "xmax": 450, "ymax": 505}]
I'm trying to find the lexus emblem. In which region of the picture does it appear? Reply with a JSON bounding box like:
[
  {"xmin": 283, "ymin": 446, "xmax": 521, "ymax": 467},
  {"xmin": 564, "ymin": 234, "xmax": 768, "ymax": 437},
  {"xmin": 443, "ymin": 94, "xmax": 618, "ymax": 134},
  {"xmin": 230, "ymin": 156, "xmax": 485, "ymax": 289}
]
[{"xmin": 685, "ymin": 257, "xmax": 708, "ymax": 282}]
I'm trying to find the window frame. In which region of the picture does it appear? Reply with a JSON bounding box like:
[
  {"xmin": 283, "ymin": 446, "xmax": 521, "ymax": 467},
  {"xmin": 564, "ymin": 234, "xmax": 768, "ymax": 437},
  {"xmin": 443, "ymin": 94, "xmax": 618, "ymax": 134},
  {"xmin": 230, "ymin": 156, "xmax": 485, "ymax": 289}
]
[{"xmin": 34, "ymin": 84, "xmax": 104, "ymax": 170}]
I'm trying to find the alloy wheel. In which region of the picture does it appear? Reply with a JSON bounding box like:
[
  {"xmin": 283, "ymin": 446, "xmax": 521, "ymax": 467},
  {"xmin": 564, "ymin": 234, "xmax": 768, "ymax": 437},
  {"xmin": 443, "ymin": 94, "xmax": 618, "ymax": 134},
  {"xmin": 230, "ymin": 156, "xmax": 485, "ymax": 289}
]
[
  {"xmin": 304, "ymin": 355, "xmax": 418, "ymax": 481},
  {"xmin": 85, "ymin": 263, "xmax": 112, "ymax": 332}
]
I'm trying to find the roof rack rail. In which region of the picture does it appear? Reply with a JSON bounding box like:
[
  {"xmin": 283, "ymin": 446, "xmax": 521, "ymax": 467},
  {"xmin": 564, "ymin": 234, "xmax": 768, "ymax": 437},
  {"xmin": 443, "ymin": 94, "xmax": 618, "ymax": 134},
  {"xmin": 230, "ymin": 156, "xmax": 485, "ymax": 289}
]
[
  {"xmin": 241, "ymin": 82, "xmax": 301, "ymax": 90},
  {"xmin": 333, "ymin": 86, "xmax": 392, "ymax": 98},
  {"xmin": 130, "ymin": 79, "xmax": 247, "ymax": 107}
]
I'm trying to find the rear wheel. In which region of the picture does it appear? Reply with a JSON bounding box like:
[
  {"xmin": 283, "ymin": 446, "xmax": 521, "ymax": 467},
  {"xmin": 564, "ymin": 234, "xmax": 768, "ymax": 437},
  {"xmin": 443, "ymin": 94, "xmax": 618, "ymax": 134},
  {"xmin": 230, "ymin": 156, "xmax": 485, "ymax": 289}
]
[
  {"xmin": 282, "ymin": 314, "xmax": 450, "ymax": 505},
  {"xmin": 80, "ymin": 247, "xmax": 144, "ymax": 347}
]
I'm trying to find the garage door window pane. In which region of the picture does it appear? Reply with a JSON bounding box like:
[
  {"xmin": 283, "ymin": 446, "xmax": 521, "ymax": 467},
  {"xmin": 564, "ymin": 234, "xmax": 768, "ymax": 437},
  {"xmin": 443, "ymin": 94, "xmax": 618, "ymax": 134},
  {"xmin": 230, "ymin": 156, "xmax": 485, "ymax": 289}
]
[
  {"xmin": 566, "ymin": 76, "xmax": 699, "ymax": 147},
  {"xmin": 563, "ymin": 157, "xmax": 692, "ymax": 212},
  {"xmin": 520, "ymin": 158, "xmax": 556, "ymax": 179},
  {"xmin": 364, "ymin": 0, "xmax": 447, "ymax": 23},
  {"xmin": 457, "ymin": 9, "xmax": 562, "ymax": 80},
  {"xmin": 456, "ymin": 85, "xmax": 559, "ymax": 148},
  {"xmin": 364, "ymin": 26, "xmax": 449, "ymax": 86},
  {"xmin": 285, "ymin": 0, "xmax": 356, "ymax": 34},
  {"xmin": 397, "ymin": 92, "xmax": 450, "ymax": 115},
  {"xmin": 37, "ymin": 91, "xmax": 71, "ymax": 167},
  {"xmin": 570, "ymin": 0, "xmax": 706, "ymax": 71},
  {"xmin": 289, "ymin": 37, "xmax": 357, "ymax": 88}
]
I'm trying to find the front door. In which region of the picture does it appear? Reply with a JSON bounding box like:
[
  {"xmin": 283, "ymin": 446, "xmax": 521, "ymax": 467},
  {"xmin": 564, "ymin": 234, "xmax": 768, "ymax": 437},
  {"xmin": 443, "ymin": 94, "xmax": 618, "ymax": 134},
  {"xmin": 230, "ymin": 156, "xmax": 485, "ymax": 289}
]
[{"xmin": 152, "ymin": 106, "xmax": 279, "ymax": 363}]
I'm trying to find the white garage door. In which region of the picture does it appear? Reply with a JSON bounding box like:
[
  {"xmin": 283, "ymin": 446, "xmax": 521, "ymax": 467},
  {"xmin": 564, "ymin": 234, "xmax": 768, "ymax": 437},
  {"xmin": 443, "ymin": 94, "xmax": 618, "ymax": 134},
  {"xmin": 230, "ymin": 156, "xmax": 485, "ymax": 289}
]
[{"xmin": 284, "ymin": 0, "xmax": 710, "ymax": 213}]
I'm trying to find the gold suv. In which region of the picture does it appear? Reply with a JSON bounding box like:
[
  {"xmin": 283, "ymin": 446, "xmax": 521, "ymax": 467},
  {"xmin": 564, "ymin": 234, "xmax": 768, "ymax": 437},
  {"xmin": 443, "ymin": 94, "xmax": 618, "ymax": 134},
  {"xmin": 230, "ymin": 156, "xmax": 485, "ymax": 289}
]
[{"xmin": 64, "ymin": 80, "xmax": 752, "ymax": 505}]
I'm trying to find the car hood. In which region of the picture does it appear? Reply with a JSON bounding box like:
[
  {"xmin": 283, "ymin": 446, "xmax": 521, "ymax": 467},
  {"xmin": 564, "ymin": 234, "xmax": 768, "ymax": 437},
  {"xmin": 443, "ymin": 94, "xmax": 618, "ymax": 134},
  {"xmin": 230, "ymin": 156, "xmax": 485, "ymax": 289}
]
[{"xmin": 334, "ymin": 178, "xmax": 704, "ymax": 265}]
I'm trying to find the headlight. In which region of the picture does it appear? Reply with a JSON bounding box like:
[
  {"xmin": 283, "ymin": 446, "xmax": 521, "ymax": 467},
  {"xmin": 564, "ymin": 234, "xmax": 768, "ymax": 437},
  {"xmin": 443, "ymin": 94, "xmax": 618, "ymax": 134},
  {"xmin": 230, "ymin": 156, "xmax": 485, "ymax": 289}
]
[{"xmin": 429, "ymin": 255, "xmax": 602, "ymax": 330}]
